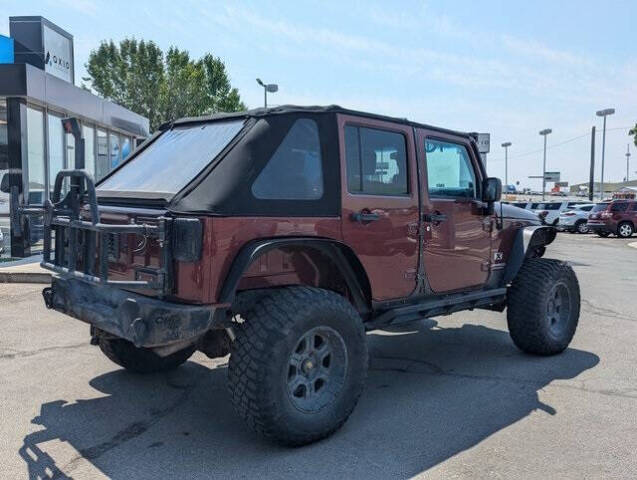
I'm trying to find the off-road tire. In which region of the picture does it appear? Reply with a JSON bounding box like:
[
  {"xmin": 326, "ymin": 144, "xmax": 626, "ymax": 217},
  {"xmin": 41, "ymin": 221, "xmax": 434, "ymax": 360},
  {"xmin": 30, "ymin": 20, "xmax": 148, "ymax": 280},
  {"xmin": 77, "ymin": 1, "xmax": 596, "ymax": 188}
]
[
  {"xmin": 597, "ymin": 231, "xmax": 611, "ymax": 237},
  {"xmin": 99, "ymin": 338, "xmax": 196, "ymax": 374},
  {"xmin": 228, "ymin": 286, "xmax": 368, "ymax": 446},
  {"xmin": 507, "ymin": 258, "xmax": 580, "ymax": 355},
  {"xmin": 575, "ymin": 220, "xmax": 588, "ymax": 234},
  {"xmin": 617, "ymin": 221, "xmax": 634, "ymax": 238}
]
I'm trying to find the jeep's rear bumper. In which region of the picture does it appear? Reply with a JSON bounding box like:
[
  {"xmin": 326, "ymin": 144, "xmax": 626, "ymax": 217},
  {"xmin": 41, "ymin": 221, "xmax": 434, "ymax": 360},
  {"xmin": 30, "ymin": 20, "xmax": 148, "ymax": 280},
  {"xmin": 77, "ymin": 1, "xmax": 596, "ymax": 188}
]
[{"xmin": 44, "ymin": 276, "xmax": 224, "ymax": 348}]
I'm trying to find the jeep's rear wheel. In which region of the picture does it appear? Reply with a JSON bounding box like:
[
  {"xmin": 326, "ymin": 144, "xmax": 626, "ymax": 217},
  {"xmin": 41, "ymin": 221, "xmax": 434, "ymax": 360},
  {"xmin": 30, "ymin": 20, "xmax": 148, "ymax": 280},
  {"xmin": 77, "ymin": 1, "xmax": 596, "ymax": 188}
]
[
  {"xmin": 507, "ymin": 258, "xmax": 580, "ymax": 355},
  {"xmin": 99, "ymin": 338, "xmax": 196, "ymax": 374},
  {"xmin": 227, "ymin": 287, "xmax": 368, "ymax": 446}
]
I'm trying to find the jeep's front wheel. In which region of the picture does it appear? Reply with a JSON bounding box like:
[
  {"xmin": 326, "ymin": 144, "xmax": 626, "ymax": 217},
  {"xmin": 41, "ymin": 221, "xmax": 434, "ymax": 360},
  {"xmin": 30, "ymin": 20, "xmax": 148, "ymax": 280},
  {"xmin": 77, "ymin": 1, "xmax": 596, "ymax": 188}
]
[
  {"xmin": 507, "ymin": 258, "xmax": 580, "ymax": 355},
  {"xmin": 99, "ymin": 337, "xmax": 196, "ymax": 374},
  {"xmin": 228, "ymin": 287, "xmax": 368, "ymax": 446}
]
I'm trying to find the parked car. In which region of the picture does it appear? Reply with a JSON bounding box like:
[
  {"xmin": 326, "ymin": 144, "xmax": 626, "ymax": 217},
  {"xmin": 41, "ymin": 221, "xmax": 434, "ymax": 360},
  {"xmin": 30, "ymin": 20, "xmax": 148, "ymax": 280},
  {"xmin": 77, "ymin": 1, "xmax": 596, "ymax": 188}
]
[
  {"xmin": 0, "ymin": 227, "xmax": 4, "ymax": 254},
  {"xmin": 557, "ymin": 204, "xmax": 595, "ymax": 233},
  {"xmin": 532, "ymin": 201, "xmax": 588, "ymax": 225},
  {"xmin": 587, "ymin": 200, "xmax": 637, "ymax": 238},
  {"xmin": 36, "ymin": 105, "xmax": 580, "ymax": 446}
]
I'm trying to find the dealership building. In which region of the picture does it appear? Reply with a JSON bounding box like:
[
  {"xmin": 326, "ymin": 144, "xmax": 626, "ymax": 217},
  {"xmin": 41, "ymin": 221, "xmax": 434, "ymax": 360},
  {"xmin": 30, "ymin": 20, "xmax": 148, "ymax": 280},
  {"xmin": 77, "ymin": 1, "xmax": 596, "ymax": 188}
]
[{"xmin": 0, "ymin": 16, "xmax": 149, "ymax": 257}]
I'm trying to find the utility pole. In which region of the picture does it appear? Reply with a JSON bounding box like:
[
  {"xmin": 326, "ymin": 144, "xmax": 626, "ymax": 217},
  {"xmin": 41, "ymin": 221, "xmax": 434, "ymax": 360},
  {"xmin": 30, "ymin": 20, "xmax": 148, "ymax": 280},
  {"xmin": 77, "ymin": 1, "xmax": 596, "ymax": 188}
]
[
  {"xmin": 501, "ymin": 142, "xmax": 511, "ymax": 186},
  {"xmin": 539, "ymin": 129, "xmax": 552, "ymax": 200},
  {"xmin": 596, "ymin": 108, "xmax": 615, "ymax": 199},
  {"xmin": 626, "ymin": 144, "xmax": 631, "ymax": 182},
  {"xmin": 588, "ymin": 126, "xmax": 595, "ymax": 201}
]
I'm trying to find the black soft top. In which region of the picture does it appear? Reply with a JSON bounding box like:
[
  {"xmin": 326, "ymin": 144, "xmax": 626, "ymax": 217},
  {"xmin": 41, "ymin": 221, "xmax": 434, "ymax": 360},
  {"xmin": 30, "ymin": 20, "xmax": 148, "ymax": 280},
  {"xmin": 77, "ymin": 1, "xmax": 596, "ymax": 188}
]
[
  {"xmin": 165, "ymin": 104, "xmax": 475, "ymax": 140},
  {"xmin": 99, "ymin": 105, "xmax": 477, "ymax": 216}
]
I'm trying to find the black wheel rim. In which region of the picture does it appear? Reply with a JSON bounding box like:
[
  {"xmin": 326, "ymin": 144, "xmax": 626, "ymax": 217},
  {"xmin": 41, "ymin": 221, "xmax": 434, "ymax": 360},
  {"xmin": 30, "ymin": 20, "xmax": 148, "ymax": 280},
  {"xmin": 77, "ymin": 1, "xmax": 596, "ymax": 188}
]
[
  {"xmin": 546, "ymin": 282, "xmax": 571, "ymax": 337},
  {"xmin": 286, "ymin": 326, "xmax": 348, "ymax": 413}
]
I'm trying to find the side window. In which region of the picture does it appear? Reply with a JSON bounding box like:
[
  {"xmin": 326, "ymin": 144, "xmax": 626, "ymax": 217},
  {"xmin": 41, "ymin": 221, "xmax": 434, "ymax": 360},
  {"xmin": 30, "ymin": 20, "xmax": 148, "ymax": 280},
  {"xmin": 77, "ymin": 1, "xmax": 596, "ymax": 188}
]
[
  {"xmin": 252, "ymin": 119, "xmax": 324, "ymax": 200},
  {"xmin": 425, "ymin": 139, "xmax": 476, "ymax": 198},
  {"xmin": 610, "ymin": 202, "xmax": 628, "ymax": 212},
  {"xmin": 581, "ymin": 205, "xmax": 593, "ymax": 211},
  {"xmin": 345, "ymin": 125, "xmax": 408, "ymax": 195},
  {"xmin": 629, "ymin": 203, "xmax": 637, "ymax": 212}
]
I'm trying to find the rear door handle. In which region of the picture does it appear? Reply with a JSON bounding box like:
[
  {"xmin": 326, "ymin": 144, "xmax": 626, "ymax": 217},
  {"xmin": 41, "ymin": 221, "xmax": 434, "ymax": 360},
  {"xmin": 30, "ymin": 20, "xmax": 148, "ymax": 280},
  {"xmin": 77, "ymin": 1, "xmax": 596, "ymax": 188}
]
[{"xmin": 351, "ymin": 212, "xmax": 380, "ymax": 223}]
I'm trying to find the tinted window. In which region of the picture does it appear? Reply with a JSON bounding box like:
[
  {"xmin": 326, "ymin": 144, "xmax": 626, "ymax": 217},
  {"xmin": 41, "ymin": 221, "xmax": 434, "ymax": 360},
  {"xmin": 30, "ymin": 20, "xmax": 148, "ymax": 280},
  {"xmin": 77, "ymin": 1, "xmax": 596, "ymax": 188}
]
[
  {"xmin": 99, "ymin": 120, "xmax": 244, "ymax": 196},
  {"xmin": 345, "ymin": 125, "xmax": 408, "ymax": 195},
  {"xmin": 513, "ymin": 202, "xmax": 527, "ymax": 208},
  {"xmin": 425, "ymin": 139, "xmax": 476, "ymax": 198},
  {"xmin": 545, "ymin": 203, "xmax": 562, "ymax": 210},
  {"xmin": 531, "ymin": 203, "xmax": 543, "ymax": 209},
  {"xmin": 252, "ymin": 119, "xmax": 324, "ymax": 200},
  {"xmin": 610, "ymin": 202, "xmax": 628, "ymax": 212},
  {"xmin": 579, "ymin": 205, "xmax": 594, "ymax": 211},
  {"xmin": 630, "ymin": 203, "xmax": 637, "ymax": 211}
]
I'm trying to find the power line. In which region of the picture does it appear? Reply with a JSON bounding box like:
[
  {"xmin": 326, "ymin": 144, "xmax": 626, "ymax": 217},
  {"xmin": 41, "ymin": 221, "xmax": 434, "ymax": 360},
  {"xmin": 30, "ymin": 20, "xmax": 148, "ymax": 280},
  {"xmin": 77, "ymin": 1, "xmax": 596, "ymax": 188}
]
[{"xmin": 488, "ymin": 125, "xmax": 634, "ymax": 163}]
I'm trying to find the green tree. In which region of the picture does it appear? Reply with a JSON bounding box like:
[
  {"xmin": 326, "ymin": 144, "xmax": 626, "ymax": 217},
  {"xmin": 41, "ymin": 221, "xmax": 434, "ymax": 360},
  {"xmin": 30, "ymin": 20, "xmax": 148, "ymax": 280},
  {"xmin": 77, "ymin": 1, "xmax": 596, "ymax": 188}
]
[
  {"xmin": 630, "ymin": 123, "xmax": 637, "ymax": 148},
  {"xmin": 84, "ymin": 39, "xmax": 245, "ymax": 131}
]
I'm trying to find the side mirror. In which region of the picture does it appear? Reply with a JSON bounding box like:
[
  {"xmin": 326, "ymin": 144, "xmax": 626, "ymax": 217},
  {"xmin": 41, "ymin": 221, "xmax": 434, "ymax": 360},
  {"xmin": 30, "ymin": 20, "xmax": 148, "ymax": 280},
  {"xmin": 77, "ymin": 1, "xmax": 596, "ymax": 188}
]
[
  {"xmin": 482, "ymin": 177, "xmax": 502, "ymax": 203},
  {"xmin": 0, "ymin": 173, "xmax": 9, "ymax": 194}
]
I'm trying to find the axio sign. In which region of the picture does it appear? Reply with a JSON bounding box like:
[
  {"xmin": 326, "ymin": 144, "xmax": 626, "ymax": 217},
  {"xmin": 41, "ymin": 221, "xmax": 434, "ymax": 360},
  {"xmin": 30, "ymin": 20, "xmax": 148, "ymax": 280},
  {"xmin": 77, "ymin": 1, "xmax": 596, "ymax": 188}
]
[{"xmin": 42, "ymin": 23, "xmax": 73, "ymax": 82}]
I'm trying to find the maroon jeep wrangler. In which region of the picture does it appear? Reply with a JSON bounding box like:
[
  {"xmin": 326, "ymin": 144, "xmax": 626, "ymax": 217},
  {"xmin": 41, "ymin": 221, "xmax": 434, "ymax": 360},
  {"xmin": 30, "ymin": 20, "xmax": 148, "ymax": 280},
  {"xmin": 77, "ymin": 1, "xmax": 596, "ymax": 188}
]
[{"xmin": 39, "ymin": 106, "xmax": 580, "ymax": 445}]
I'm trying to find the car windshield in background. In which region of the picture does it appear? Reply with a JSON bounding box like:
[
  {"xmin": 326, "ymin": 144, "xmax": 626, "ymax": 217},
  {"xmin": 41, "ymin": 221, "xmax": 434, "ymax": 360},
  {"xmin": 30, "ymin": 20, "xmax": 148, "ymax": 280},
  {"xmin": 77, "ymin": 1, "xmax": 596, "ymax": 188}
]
[
  {"xmin": 98, "ymin": 120, "xmax": 245, "ymax": 198},
  {"xmin": 544, "ymin": 203, "xmax": 562, "ymax": 210},
  {"xmin": 591, "ymin": 203, "xmax": 609, "ymax": 212}
]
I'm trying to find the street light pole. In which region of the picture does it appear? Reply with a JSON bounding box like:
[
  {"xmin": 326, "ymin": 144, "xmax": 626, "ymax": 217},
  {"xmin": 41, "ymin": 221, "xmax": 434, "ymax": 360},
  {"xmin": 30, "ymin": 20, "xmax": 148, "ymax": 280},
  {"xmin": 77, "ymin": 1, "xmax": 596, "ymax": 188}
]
[
  {"xmin": 539, "ymin": 129, "xmax": 552, "ymax": 200},
  {"xmin": 256, "ymin": 78, "xmax": 279, "ymax": 108},
  {"xmin": 501, "ymin": 142, "xmax": 511, "ymax": 186},
  {"xmin": 627, "ymin": 144, "xmax": 632, "ymax": 182},
  {"xmin": 596, "ymin": 108, "xmax": 615, "ymax": 199}
]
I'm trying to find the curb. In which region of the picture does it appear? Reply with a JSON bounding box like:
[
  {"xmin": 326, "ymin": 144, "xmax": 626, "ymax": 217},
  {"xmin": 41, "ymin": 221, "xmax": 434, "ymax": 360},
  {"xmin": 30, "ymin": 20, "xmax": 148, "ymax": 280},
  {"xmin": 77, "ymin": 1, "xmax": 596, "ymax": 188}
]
[{"xmin": 0, "ymin": 272, "xmax": 52, "ymax": 284}]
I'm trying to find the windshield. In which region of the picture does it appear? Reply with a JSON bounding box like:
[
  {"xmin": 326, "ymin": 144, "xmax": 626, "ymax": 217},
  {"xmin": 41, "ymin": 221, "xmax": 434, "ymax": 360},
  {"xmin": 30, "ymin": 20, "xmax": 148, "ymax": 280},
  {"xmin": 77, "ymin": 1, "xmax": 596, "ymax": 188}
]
[
  {"xmin": 98, "ymin": 120, "xmax": 245, "ymax": 198},
  {"xmin": 591, "ymin": 203, "xmax": 609, "ymax": 212}
]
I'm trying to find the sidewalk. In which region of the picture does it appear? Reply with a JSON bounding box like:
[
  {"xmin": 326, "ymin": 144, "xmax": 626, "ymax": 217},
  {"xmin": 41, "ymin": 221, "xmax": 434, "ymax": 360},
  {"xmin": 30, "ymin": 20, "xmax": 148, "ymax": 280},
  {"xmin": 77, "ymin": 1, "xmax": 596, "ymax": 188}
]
[{"xmin": 0, "ymin": 255, "xmax": 51, "ymax": 283}]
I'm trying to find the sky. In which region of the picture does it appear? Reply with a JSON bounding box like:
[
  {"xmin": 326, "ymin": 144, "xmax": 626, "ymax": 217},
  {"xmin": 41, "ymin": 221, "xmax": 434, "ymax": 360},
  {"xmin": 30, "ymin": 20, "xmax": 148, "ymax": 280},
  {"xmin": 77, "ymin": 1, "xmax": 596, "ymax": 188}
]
[{"xmin": 3, "ymin": 0, "xmax": 636, "ymax": 190}]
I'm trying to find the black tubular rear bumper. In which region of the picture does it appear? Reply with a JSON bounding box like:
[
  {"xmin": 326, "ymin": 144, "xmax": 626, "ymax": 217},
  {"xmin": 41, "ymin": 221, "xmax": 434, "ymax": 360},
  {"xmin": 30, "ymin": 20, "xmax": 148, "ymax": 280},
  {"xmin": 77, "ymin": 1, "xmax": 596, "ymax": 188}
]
[{"xmin": 44, "ymin": 276, "xmax": 221, "ymax": 348}]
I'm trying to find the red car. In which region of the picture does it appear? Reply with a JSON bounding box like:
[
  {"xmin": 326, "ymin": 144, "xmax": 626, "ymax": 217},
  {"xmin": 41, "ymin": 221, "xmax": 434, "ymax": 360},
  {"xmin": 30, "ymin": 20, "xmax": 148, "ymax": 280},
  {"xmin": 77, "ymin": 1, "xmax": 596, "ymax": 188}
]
[{"xmin": 587, "ymin": 200, "xmax": 637, "ymax": 237}]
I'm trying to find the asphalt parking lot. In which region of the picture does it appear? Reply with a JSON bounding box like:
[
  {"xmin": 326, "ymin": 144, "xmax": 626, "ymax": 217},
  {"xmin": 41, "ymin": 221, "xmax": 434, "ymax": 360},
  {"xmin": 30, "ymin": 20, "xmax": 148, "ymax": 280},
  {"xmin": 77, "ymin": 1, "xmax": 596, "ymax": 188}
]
[{"xmin": 1, "ymin": 233, "xmax": 636, "ymax": 479}]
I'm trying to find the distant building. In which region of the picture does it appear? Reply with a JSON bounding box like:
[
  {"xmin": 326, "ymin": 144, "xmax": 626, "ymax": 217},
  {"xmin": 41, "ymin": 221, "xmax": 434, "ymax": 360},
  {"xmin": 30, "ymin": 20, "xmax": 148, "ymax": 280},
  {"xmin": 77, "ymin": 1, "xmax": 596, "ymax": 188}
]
[{"xmin": 569, "ymin": 180, "xmax": 637, "ymax": 195}]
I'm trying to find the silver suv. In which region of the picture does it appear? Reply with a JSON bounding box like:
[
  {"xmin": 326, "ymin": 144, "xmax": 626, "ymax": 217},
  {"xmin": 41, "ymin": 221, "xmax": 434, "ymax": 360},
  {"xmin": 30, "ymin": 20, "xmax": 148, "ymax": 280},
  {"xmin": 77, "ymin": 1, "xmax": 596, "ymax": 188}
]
[{"xmin": 557, "ymin": 204, "xmax": 595, "ymax": 233}]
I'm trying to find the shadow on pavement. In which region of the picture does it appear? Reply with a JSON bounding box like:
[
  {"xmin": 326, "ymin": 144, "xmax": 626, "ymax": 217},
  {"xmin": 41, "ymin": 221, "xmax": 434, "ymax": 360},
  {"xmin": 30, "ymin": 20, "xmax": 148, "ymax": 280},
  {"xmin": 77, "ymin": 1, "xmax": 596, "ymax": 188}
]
[{"xmin": 20, "ymin": 321, "xmax": 599, "ymax": 479}]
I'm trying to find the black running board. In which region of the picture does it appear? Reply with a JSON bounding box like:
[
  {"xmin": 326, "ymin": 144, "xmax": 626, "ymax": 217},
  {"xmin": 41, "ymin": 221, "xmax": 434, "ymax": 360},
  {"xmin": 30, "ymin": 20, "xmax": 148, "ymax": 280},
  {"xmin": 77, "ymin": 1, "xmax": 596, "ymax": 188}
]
[{"xmin": 366, "ymin": 288, "xmax": 507, "ymax": 330}]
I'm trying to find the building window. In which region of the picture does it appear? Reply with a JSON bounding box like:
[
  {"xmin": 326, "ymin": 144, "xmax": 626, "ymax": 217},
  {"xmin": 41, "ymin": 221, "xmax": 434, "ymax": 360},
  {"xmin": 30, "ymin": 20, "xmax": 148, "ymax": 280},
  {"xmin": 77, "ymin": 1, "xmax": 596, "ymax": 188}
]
[
  {"xmin": 26, "ymin": 107, "xmax": 45, "ymax": 204},
  {"xmin": 345, "ymin": 125, "xmax": 408, "ymax": 196},
  {"xmin": 47, "ymin": 113, "xmax": 65, "ymax": 197},
  {"xmin": 109, "ymin": 132, "xmax": 121, "ymax": 170},
  {"xmin": 96, "ymin": 129, "xmax": 108, "ymax": 181},
  {"xmin": 252, "ymin": 118, "xmax": 324, "ymax": 200},
  {"xmin": 121, "ymin": 136, "xmax": 132, "ymax": 161},
  {"xmin": 82, "ymin": 125, "xmax": 95, "ymax": 179}
]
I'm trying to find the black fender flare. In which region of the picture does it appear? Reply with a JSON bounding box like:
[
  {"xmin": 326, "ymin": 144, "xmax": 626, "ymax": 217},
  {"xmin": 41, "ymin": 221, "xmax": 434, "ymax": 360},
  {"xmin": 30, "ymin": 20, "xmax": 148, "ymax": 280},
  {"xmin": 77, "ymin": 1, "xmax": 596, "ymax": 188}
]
[
  {"xmin": 218, "ymin": 237, "xmax": 372, "ymax": 315},
  {"xmin": 503, "ymin": 226, "xmax": 557, "ymax": 284}
]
